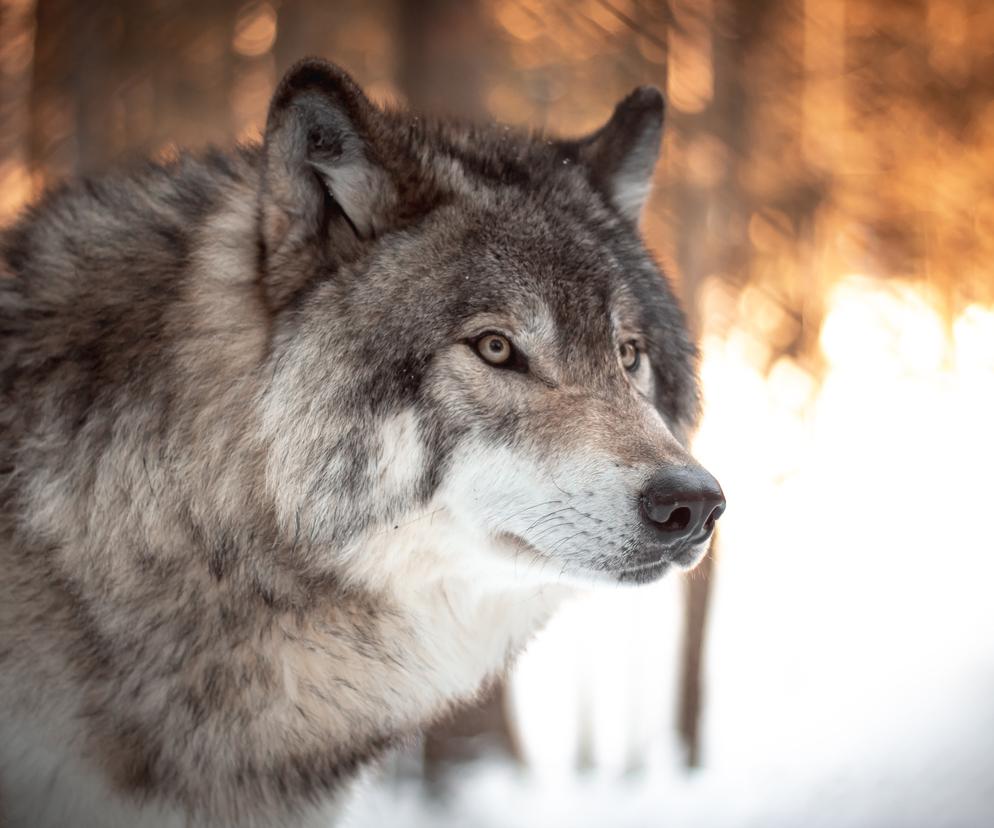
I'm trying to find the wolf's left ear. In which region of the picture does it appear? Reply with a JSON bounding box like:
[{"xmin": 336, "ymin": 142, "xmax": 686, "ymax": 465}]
[
  {"xmin": 570, "ymin": 87, "xmax": 664, "ymax": 224},
  {"xmin": 259, "ymin": 58, "xmax": 394, "ymax": 308}
]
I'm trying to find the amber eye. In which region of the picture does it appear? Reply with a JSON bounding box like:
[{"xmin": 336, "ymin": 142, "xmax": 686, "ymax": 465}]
[
  {"xmin": 477, "ymin": 333, "xmax": 513, "ymax": 366},
  {"xmin": 619, "ymin": 340, "xmax": 640, "ymax": 372}
]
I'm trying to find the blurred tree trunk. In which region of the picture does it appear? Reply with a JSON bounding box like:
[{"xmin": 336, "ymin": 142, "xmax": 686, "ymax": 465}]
[
  {"xmin": 70, "ymin": 2, "xmax": 120, "ymax": 171},
  {"xmin": 395, "ymin": 0, "xmax": 494, "ymax": 118},
  {"xmin": 29, "ymin": 0, "xmax": 78, "ymax": 182},
  {"xmin": 422, "ymin": 682, "xmax": 522, "ymax": 792},
  {"xmin": 677, "ymin": 533, "xmax": 716, "ymax": 767},
  {"xmin": 671, "ymin": 0, "xmax": 777, "ymax": 768},
  {"xmin": 30, "ymin": 0, "xmax": 240, "ymax": 181}
]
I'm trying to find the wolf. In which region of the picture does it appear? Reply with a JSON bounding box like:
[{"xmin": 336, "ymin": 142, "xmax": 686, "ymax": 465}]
[{"xmin": 0, "ymin": 58, "xmax": 724, "ymax": 826}]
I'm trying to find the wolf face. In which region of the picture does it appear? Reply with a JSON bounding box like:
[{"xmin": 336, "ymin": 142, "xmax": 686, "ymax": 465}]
[{"xmin": 258, "ymin": 61, "xmax": 724, "ymax": 591}]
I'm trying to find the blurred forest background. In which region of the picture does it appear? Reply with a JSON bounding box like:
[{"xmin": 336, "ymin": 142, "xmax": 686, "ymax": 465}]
[{"xmin": 2, "ymin": 0, "xmax": 993, "ymax": 825}]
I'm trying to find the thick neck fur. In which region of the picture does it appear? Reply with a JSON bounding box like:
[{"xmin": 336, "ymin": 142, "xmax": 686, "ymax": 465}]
[{"xmin": 0, "ymin": 154, "xmax": 567, "ymax": 826}]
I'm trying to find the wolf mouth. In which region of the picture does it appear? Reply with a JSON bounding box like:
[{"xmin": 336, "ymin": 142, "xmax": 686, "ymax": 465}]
[
  {"xmin": 612, "ymin": 535, "xmax": 711, "ymax": 581},
  {"xmin": 614, "ymin": 557, "xmax": 672, "ymax": 583},
  {"xmin": 495, "ymin": 529, "xmax": 693, "ymax": 584}
]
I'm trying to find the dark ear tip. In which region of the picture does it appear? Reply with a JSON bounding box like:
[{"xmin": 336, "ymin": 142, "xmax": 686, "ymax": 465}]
[
  {"xmin": 280, "ymin": 57, "xmax": 349, "ymax": 90},
  {"xmin": 268, "ymin": 57, "xmax": 367, "ymax": 120},
  {"xmin": 621, "ymin": 86, "xmax": 665, "ymax": 122}
]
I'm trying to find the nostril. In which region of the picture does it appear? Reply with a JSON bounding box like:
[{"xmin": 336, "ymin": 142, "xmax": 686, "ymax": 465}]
[
  {"xmin": 703, "ymin": 504, "xmax": 721, "ymax": 533},
  {"xmin": 659, "ymin": 505, "xmax": 692, "ymax": 532}
]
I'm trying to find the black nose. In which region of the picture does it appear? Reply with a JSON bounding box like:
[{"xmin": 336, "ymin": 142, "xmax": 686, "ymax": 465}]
[{"xmin": 640, "ymin": 465, "xmax": 725, "ymax": 544}]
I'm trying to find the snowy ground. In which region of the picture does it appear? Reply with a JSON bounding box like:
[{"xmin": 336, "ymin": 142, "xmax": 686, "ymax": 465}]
[{"xmin": 347, "ymin": 722, "xmax": 994, "ymax": 828}]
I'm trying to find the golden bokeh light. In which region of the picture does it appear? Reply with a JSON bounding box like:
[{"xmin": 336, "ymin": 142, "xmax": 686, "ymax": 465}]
[{"xmin": 232, "ymin": 1, "xmax": 278, "ymax": 58}]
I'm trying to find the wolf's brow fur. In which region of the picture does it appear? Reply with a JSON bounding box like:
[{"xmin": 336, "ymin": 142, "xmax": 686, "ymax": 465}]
[{"xmin": 0, "ymin": 59, "xmax": 702, "ymax": 826}]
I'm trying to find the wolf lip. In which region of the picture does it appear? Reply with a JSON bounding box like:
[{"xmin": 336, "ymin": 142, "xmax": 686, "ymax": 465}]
[
  {"xmin": 621, "ymin": 536, "xmax": 709, "ymax": 572},
  {"xmin": 615, "ymin": 558, "xmax": 671, "ymax": 583}
]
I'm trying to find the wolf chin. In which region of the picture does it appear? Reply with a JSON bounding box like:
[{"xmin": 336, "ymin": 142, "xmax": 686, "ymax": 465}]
[{"xmin": 0, "ymin": 59, "xmax": 724, "ymax": 827}]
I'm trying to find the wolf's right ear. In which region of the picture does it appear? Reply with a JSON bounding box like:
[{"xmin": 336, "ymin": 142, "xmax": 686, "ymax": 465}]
[
  {"xmin": 259, "ymin": 59, "xmax": 394, "ymax": 309},
  {"xmin": 570, "ymin": 86, "xmax": 665, "ymax": 224}
]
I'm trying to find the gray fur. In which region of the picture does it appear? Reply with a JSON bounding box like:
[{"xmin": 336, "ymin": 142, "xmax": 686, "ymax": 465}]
[{"xmin": 0, "ymin": 59, "xmax": 713, "ymax": 827}]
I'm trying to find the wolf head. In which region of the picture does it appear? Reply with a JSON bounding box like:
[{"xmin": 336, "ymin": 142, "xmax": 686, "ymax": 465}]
[{"xmin": 257, "ymin": 59, "xmax": 723, "ymax": 591}]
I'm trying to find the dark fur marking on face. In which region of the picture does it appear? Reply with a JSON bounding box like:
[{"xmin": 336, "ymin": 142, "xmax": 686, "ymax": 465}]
[{"xmin": 413, "ymin": 409, "xmax": 463, "ymax": 505}]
